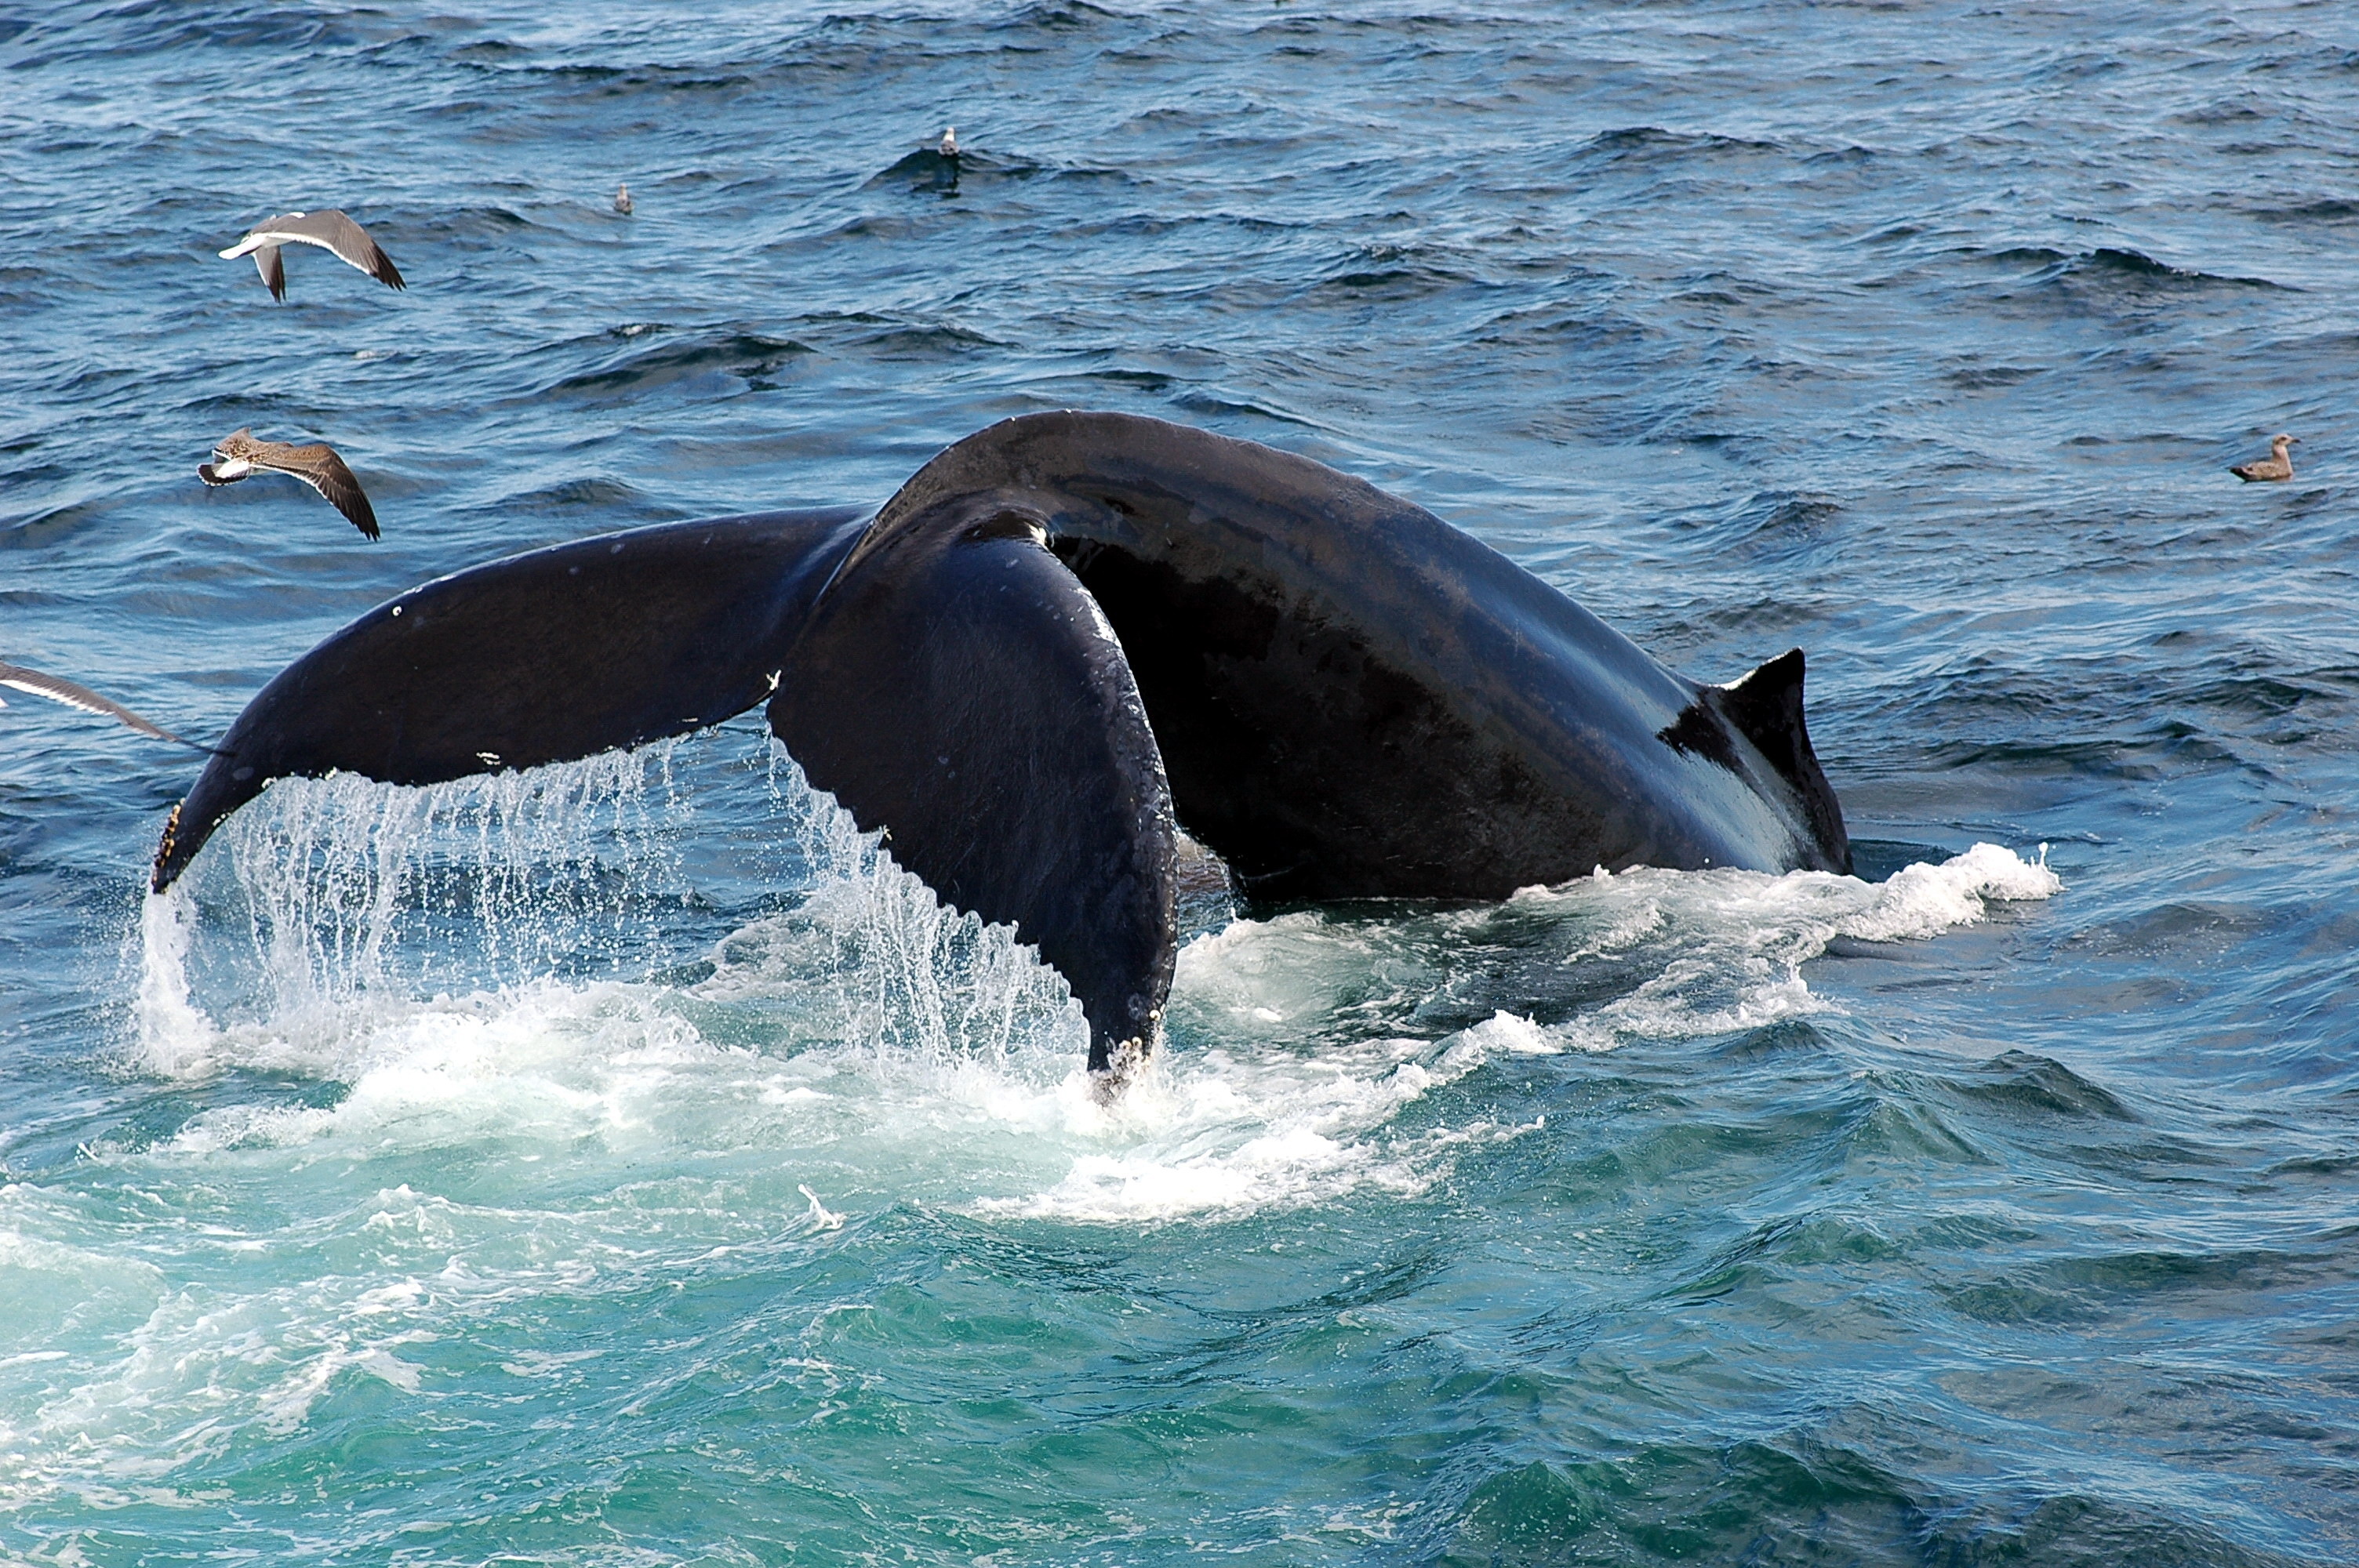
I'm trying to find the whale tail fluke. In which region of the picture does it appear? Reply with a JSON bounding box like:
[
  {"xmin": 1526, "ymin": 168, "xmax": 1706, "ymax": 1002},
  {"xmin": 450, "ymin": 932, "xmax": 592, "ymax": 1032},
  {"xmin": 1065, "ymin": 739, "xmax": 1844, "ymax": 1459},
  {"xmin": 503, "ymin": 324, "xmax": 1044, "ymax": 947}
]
[{"xmin": 154, "ymin": 412, "xmax": 1857, "ymax": 1077}]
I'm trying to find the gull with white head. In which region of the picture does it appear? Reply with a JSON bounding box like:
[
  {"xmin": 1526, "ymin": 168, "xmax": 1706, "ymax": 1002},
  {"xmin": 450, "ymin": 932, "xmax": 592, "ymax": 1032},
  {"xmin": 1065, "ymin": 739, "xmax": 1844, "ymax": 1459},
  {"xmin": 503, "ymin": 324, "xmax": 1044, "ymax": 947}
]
[{"xmin": 218, "ymin": 209, "xmax": 405, "ymax": 302}]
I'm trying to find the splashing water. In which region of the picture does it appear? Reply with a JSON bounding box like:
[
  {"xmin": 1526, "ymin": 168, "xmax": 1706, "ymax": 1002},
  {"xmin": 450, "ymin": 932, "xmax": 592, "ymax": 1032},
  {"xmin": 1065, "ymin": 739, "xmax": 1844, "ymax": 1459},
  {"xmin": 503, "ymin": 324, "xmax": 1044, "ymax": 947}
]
[
  {"xmin": 131, "ymin": 732, "xmax": 1087, "ymax": 1093},
  {"xmin": 128, "ymin": 728, "xmax": 2059, "ymax": 1226},
  {"xmin": 152, "ymin": 743, "xmax": 691, "ymax": 1042},
  {"xmin": 1506, "ymin": 840, "xmax": 2065, "ymax": 1049},
  {"xmin": 71, "ymin": 733, "xmax": 2083, "ymax": 1563}
]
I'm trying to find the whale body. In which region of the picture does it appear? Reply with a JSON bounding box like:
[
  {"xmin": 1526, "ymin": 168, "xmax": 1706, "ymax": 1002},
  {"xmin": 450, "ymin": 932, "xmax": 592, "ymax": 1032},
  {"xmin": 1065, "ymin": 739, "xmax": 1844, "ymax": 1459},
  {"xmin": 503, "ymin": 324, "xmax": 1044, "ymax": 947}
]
[{"xmin": 152, "ymin": 412, "xmax": 1849, "ymax": 1073}]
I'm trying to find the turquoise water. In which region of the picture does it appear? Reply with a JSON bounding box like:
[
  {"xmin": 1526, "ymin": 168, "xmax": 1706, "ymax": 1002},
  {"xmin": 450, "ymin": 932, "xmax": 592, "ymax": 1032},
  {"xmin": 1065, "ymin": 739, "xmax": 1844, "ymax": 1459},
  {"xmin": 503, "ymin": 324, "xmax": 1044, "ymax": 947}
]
[{"xmin": 5, "ymin": 4, "xmax": 2357, "ymax": 1563}]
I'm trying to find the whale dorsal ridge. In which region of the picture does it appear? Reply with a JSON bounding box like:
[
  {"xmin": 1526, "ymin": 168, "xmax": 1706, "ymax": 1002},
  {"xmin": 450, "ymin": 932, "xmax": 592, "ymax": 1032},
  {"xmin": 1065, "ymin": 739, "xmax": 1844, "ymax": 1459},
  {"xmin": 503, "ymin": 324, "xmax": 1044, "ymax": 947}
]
[{"xmin": 1715, "ymin": 648, "xmax": 1849, "ymax": 873}]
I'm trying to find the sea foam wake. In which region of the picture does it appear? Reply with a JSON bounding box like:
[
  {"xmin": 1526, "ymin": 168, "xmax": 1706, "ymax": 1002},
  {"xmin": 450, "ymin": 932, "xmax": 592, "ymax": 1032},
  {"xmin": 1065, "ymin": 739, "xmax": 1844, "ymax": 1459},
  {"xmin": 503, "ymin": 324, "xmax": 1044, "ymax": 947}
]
[
  {"xmin": 0, "ymin": 746, "xmax": 2068, "ymax": 1530},
  {"xmin": 128, "ymin": 738, "xmax": 2059, "ymax": 1226}
]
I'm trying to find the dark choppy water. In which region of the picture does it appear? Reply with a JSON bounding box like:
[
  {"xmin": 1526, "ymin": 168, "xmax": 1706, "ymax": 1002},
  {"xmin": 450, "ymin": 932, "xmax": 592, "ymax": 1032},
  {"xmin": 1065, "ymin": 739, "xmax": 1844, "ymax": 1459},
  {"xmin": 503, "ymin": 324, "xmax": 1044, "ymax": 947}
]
[{"xmin": 5, "ymin": 3, "xmax": 2357, "ymax": 1563}]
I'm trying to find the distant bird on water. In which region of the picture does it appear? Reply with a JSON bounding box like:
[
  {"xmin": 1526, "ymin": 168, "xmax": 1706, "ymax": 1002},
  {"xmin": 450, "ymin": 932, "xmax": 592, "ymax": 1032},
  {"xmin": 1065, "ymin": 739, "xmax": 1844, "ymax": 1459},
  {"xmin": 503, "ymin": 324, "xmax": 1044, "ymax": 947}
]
[
  {"xmin": 615, "ymin": 183, "xmax": 633, "ymax": 216},
  {"xmin": 0, "ymin": 660, "xmax": 214, "ymax": 753},
  {"xmin": 218, "ymin": 210, "xmax": 405, "ymax": 302},
  {"xmin": 2229, "ymin": 433, "xmax": 2297, "ymax": 482},
  {"xmin": 939, "ymin": 126, "xmax": 958, "ymax": 157},
  {"xmin": 198, "ymin": 430, "xmax": 381, "ymax": 539}
]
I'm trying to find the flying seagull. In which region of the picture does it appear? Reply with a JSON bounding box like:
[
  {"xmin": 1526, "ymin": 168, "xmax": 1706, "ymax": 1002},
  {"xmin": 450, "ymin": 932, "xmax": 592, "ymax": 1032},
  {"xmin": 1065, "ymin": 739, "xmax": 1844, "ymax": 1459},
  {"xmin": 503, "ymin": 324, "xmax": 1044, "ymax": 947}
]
[
  {"xmin": 218, "ymin": 210, "xmax": 405, "ymax": 302},
  {"xmin": 198, "ymin": 429, "xmax": 381, "ymax": 539},
  {"xmin": 2228, "ymin": 433, "xmax": 2296, "ymax": 482},
  {"xmin": 0, "ymin": 660, "xmax": 215, "ymax": 752}
]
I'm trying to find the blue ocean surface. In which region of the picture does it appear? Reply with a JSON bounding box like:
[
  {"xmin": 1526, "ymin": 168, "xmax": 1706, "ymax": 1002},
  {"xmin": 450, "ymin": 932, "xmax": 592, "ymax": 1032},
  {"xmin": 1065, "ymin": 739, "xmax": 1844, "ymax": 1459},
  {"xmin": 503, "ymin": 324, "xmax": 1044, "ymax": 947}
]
[{"xmin": 4, "ymin": 2, "xmax": 2357, "ymax": 1563}]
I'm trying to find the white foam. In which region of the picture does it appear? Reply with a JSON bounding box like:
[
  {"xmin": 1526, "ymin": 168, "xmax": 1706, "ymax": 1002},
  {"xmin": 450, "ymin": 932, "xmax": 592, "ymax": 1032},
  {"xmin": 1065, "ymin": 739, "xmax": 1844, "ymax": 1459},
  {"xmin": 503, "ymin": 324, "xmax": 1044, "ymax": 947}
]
[
  {"xmin": 980, "ymin": 843, "xmax": 2058, "ymax": 1221},
  {"xmin": 1510, "ymin": 840, "xmax": 2061, "ymax": 1046},
  {"xmin": 1164, "ymin": 843, "xmax": 2062, "ymax": 1068},
  {"xmin": 0, "ymin": 1185, "xmax": 452, "ymax": 1504},
  {"xmin": 972, "ymin": 1007, "xmax": 1569, "ymax": 1224},
  {"xmin": 798, "ymin": 1185, "xmax": 845, "ymax": 1230},
  {"xmin": 1841, "ymin": 841, "xmax": 2063, "ymax": 942},
  {"xmin": 134, "ymin": 886, "xmax": 209, "ymax": 1080},
  {"xmin": 129, "ymin": 742, "xmax": 2056, "ymax": 1236},
  {"xmin": 1171, "ymin": 909, "xmax": 1445, "ymax": 1041},
  {"xmin": 22, "ymin": 818, "xmax": 2067, "ymax": 1497}
]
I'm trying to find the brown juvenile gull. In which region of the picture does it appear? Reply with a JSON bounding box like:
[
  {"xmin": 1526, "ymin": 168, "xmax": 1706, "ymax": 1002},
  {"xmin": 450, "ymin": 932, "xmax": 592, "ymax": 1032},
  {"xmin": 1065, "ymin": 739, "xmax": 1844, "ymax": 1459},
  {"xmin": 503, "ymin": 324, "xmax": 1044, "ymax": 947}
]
[
  {"xmin": 218, "ymin": 210, "xmax": 405, "ymax": 302},
  {"xmin": 198, "ymin": 429, "xmax": 381, "ymax": 539},
  {"xmin": 2229, "ymin": 433, "xmax": 2297, "ymax": 483},
  {"xmin": 615, "ymin": 183, "xmax": 633, "ymax": 216},
  {"xmin": 0, "ymin": 660, "xmax": 214, "ymax": 752}
]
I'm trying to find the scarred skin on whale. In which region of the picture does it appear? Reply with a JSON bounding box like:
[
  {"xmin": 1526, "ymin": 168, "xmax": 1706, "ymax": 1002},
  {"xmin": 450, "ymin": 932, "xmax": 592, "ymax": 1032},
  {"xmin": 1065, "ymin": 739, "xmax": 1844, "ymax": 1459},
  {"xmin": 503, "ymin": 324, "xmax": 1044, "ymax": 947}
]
[{"xmin": 152, "ymin": 412, "xmax": 1849, "ymax": 1073}]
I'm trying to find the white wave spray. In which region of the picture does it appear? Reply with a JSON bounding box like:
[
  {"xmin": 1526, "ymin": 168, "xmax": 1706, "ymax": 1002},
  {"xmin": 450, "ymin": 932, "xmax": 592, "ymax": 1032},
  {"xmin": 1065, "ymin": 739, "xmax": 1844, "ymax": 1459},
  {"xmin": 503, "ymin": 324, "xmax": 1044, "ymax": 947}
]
[
  {"xmin": 131, "ymin": 734, "xmax": 1086, "ymax": 1091},
  {"xmin": 130, "ymin": 739, "xmax": 2060, "ymax": 1225}
]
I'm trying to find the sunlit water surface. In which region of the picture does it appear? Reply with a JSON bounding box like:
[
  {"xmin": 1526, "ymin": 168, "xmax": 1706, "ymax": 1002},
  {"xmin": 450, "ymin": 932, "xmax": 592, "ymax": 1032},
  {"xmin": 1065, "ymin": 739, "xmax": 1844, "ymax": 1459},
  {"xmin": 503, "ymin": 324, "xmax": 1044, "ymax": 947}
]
[{"xmin": 4, "ymin": 3, "xmax": 2356, "ymax": 1564}]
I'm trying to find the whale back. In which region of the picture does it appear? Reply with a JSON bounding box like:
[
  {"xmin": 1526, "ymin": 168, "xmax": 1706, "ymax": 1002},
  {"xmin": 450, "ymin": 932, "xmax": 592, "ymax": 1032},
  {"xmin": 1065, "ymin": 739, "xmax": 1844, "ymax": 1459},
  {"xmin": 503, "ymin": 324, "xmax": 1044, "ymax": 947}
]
[{"xmin": 867, "ymin": 412, "xmax": 1849, "ymax": 893}]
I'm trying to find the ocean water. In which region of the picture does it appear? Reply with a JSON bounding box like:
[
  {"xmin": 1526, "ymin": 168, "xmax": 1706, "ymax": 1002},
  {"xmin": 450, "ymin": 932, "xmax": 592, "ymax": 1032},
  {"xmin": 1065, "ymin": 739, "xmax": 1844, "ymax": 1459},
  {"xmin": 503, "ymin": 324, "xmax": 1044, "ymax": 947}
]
[{"xmin": 4, "ymin": 2, "xmax": 2357, "ymax": 1563}]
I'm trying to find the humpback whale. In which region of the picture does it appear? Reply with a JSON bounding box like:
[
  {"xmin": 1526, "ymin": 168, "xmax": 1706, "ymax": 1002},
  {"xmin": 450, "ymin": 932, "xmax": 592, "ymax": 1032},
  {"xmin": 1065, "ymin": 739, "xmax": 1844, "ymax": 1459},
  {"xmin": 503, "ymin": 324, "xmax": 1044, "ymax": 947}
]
[{"xmin": 151, "ymin": 412, "xmax": 1848, "ymax": 1074}]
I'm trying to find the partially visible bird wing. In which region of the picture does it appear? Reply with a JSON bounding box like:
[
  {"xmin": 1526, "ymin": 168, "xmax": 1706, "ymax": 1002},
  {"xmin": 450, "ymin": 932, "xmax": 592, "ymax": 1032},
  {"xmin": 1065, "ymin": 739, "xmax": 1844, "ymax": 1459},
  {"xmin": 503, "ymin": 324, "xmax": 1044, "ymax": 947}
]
[
  {"xmin": 275, "ymin": 209, "xmax": 405, "ymax": 289},
  {"xmin": 0, "ymin": 660, "xmax": 213, "ymax": 751},
  {"xmin": 247, "ymin": 439, "xmax": 381, "ymax": 539}
]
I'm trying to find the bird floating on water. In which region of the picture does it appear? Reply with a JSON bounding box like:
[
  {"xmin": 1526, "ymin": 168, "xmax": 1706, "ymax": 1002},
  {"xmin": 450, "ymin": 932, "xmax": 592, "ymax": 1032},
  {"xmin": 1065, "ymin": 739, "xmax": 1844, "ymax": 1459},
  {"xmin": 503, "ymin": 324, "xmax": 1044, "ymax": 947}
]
[
  {"xmin": 218, "ymin": 210, "xmax": 405, "ymax": 302},
  {"xmin": 2228, "ymin": 433, "xmax": 2297, "ymax": 483},
  {"xmin": 0, "ymin": 660, "xmax": 214, "ymax": 753},
  {"xmin": 939, "ymin": 126, "xmax": 958, "ymax": 157},
  {"xmin": 198, "ymin": 430, "xmax": 381, "ymax": 539},
  {"xmin": 615, "ymin": 183, "xmax": 633, "ymax": 216}
]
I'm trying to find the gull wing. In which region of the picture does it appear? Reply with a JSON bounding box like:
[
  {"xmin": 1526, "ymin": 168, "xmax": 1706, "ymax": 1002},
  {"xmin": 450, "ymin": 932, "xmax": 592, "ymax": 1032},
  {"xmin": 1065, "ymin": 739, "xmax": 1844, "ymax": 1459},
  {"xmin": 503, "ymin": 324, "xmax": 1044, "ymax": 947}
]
[
  {"xmin": 251, "ymin": 440, "xmax": 381, "ymax": 539},
  {"xmin": 218, "ymin": 210, "xmax": 403, "ymax": 296},
  {"xmin": 0, "ymin": 660, "xmax": 212, "ymax": 751},
  {"xmin": 271, "ymin": 209, "xmax": 405, "ymax": 289}
]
